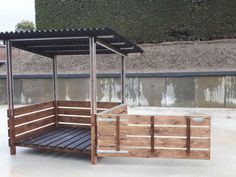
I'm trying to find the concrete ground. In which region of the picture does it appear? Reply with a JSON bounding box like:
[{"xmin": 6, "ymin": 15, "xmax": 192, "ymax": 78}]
[{"xmin": 0, "ymin": 105, "xmax": 236, "ymax": 177}]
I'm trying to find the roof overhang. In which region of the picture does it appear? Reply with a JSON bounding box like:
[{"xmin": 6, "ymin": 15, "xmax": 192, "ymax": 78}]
[{"xmin": 0, "ymin": 28, "xmax": 144, "ymax": 58}]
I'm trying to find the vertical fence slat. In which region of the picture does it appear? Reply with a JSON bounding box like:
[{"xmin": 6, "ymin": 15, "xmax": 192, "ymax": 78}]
[
  {"xmin": 54, "ymin": 101, "xmax": 58, "ymax": 126},
  {"xmin": 150, "ymin": 116, "xmax": 155, "ymax": 153},
  {"xmin": 186, "ymin": 116, "xmax": 191, "ymax": 154},
  {"xmin": 115, "ymin": 116, "xmax": 120, "ymax": 151}
]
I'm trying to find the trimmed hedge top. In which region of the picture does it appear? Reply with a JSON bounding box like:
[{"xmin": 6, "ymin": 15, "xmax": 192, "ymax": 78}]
[{"xmin": 35, "ymin": 0, "xmax": 236, "ymax": 43}]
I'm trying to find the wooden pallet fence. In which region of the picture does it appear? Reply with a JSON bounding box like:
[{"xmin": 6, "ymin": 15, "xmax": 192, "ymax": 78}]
[
  {"xmin": 58, "ymin": 101, "xmax": 120, "ymax": 127},
  {"xmin": 97, "ymin": 106, "xmax": 211, "ymax": 160},
  {"xmin": 11, "ymin": 101, "xmax": 56, "ymax": 142}
]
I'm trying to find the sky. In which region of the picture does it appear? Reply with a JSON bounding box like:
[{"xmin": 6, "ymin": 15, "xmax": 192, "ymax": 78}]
[{"xmin": 0, "ymin": 0, "xmax": 35, "ymax": 32}]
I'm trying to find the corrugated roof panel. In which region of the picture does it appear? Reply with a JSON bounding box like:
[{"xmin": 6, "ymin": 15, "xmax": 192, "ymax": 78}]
[{"xmin": 0, "ymin": 28, "xmax": 143, "ymax": 57}]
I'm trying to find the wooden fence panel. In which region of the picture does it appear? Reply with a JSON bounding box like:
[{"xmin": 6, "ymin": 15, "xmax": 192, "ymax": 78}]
[
  {"xmin": 57, "ymin": 101, "xmax": 120, "ymax": 127},
  {"xmin": 97, "ymin": 108, "xmax": 211, "ymax": 160},
  {"xmin": 14, "ymin": 102, "xmax": 54, "ymax": 116},
  {"xmin": 14, "ymin": 109, "xmax": 54, "ymax": 125},
  {"xmin": 12, "ymin": 101, "xmax": 55, "ymax": 137}
]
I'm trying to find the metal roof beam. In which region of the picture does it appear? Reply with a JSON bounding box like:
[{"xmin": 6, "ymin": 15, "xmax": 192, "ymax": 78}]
[
  {"xmin": 9, "ymin": 35, "xmax": 114, "ymax": 42},
  {"xmin": 110, "ymin": 42, "xmax": 126, "ymax": 46},
  {"xmin": 120, "ymin": 47, "xmax": 135, "ymax": 50},
  {"xmin": 28, "ymin": 44, "xmax": 89, "ymax": 48},
  {"xmin": 96, "ymin": 38, "xmax": 127, "ymax": 58},
  {"xmin": 10, "ymin": 36, "xmax": 89, "ymax": 42},
  {"xmin": 97, "ymin": 35, "xmax": 114, "ymax": 39},
  {"xmin": 27, "ymin": 42, "xmax": 127, "ymax": 48},
  {"xmin": 43, "ymin": 48, "xmax": 111, "ymax": 53}
]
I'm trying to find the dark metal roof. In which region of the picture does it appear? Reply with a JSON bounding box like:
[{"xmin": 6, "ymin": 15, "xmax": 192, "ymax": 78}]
[{"xmin": 0, "ymin": 28, "xmax": 143, "ymax": 58}]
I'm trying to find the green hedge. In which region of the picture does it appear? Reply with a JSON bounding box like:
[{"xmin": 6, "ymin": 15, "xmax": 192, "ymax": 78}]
[{"xmin": 35, "ymin": 0, "xmax": 236, "ymax": 43}]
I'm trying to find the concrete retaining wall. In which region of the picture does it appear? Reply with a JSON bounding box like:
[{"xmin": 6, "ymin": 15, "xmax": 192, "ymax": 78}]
[{"xmin": 1, "ymin": 76, "xmax": 236, "ymax": 108}]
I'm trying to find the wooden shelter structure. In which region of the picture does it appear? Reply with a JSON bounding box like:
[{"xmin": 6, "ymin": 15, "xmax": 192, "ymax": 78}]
[{"xmin": 0, "ymin": 28, "xmax": 211, "ymax": 164}]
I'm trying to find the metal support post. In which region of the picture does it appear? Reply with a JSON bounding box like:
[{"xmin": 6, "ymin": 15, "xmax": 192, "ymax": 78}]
[
  {"xmin": 90, "ymin": 37, "xmax": 97, "ymax": 164},
  {"xmin": 6, "ymin": 40, "xmax": 16, "ymax": 155},
  {"xmin": 52, "ymin": 55, "xmax": 59, "ymax": 125},
  {"xmin": 121, "ymin": 56, "xmax": 126, "ymax": 104}
]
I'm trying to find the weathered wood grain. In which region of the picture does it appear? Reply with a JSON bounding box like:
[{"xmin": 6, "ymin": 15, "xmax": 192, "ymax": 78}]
[
  {"xmin": 98, "ymin": 125, "xmax": 210, "ymax": 137},
  {"xmin": 14, "ymin": 109, "xmax": 54, "ymax": 125},
  {"xmin": 15, "ymin": 116, "xmax": 55, "ymax": 135},
  {"xmin": 59, "ymin": 116, "xmax": 91, "ymax": 124},
  {"xmin": 97, "ymin": 149, "xmax": 210, "ymax": 160},
  {"xmin": 58, "ymin": 100, "xmax": 119, "ymax": 109},
  {"xmin": 14, "ymin": 102, "xmax": 54, "ymax": 116},
  {"xmin": 98, "ymin": 137, "xmax": 210, "ymax": 149},
  {"xmin": 97, "ymin": 106, "xmax": 211, "ymax": 160},
  {"xmin": 58, "ymin": 101, "xmax": 90, "ymax": 108},
  {"xmin": 125, "ymin": 115, "xmax": 210, "ymax": 126},
  {"xmin": 58, "ymin": 108, "xmax": 91, "ymax": 116}
]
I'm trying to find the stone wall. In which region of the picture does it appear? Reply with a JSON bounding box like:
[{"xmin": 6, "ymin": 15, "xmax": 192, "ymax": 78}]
[{"xmin": 1, "ymin": 39, "xmax": 236, "ymax": 74}]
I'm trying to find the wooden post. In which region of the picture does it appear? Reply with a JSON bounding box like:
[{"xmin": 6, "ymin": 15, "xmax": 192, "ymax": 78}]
[
  {"xmin": 53, "ymin": 55, "xmax": 59, "ymax": 126},
  {"xmin": 150, "ymin": 116, "xmax": 155, "ymax": 153},
  {"xmin": 115, "ymin": 116, "xmax": 120, "ymax": 151},
  {"xmin": 53, "ymin": 101, "xmax": 59, "ymax": 126},
  {"xmin": 90, "ymin": 37, "xmax": 97, "ymax": 164},
  {"xmin": 186, "ymin": 116, "xmax": 191, "ymax": 155},
  {"xmin": 6, "ymin": 40, "xmax": 16, "ymax": 155}
]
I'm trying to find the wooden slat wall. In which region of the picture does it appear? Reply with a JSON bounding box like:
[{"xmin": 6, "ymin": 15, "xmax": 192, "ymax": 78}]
[
  {"xmin": 11, "ymin": 101, "xmax": 119, "ymax": 147},
  {"xmin": 97, "ymin": 112, "xmax": 211, "ymax": 160},
  {"xmin": 14, "ymin": 102, "xmax": 54, "ymax": 116},
  {"xmin": 57, "ymin": 101, "xmax": 120, "ymax": 127},
  {"xmin": 13, "ymin": 101, "xmax": 55, "ymax": 140}
]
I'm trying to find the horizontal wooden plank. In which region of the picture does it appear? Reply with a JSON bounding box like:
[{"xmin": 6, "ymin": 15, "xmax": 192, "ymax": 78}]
[
  {"xmin": 126, "ymin": 126, "xmax": 210, "ymax": 137},
  {"xmin": 59, "ymin": 116, "xmax": 91, "ymax": 124},
  {"xmin": 14, "ymin": 102, "xmax": 54, "ymax": 116},
  {"xmin": 97, "ymin": 149, "xmax": 210, "ymax": 160},
  {"xmin": 15, "ymin": 116, "xmax": 55, "ymax": 135},
  {"xmin": 99, "ymin": 104, "xmax": 127, "ymax": 115},
  {"xmin": 58, "ymin": 101, "xmax": 90, "ymax": 108},
  {"xmin": 15, "ymin": 124, "xmax": 56, "ymax": 142},
  {"xmin": 127, "ymin": 126, "xmax": 210, "ymax": 137},
  {"xmin": 58, "ymin": 123, "xmax": 91, "ymax": 128},
  {"xmin": 97, "ymin": 102, "xmax": 120, "ymax": 109},
  {"xmin": 134, "ymin": 116, "xmax": 209, "ymax": 126},
  {"xmin": 124, "ymin": 115, "xmax": 184, "ymax": 125},
  {"xmin": 99, "ymin": 115, "xmax": 210, "ymax": 126},
  {"xmin": 58, "ymin": 108, "xmax": 91, "ymax": 116},
  {"xmin": 98, "ymin": 137, "xmax": 210, "ymax": 149},
  {"xmin": 58, "ymin": 101, "xmax": 119, "ymax": 109},
  {"xmin": 98, "ymin": 125, "xmax": 210, "ymax": 137},
  {"xmin": 14, "ymin": 109, "xmax": 54, "ymax": 125},
  {"xmin": 16, "ymin": 143, "xmax": 91, "ymax": 154}
]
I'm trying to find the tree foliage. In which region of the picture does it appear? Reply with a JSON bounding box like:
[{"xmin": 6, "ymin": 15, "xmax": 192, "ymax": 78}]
[
  {"xmin": 35, "ymin": 0, "xmax": 236, "ymax": 43},
  {"xmin": 15, "ymin": 20, "xmax": 35, "ymax": 32}
]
